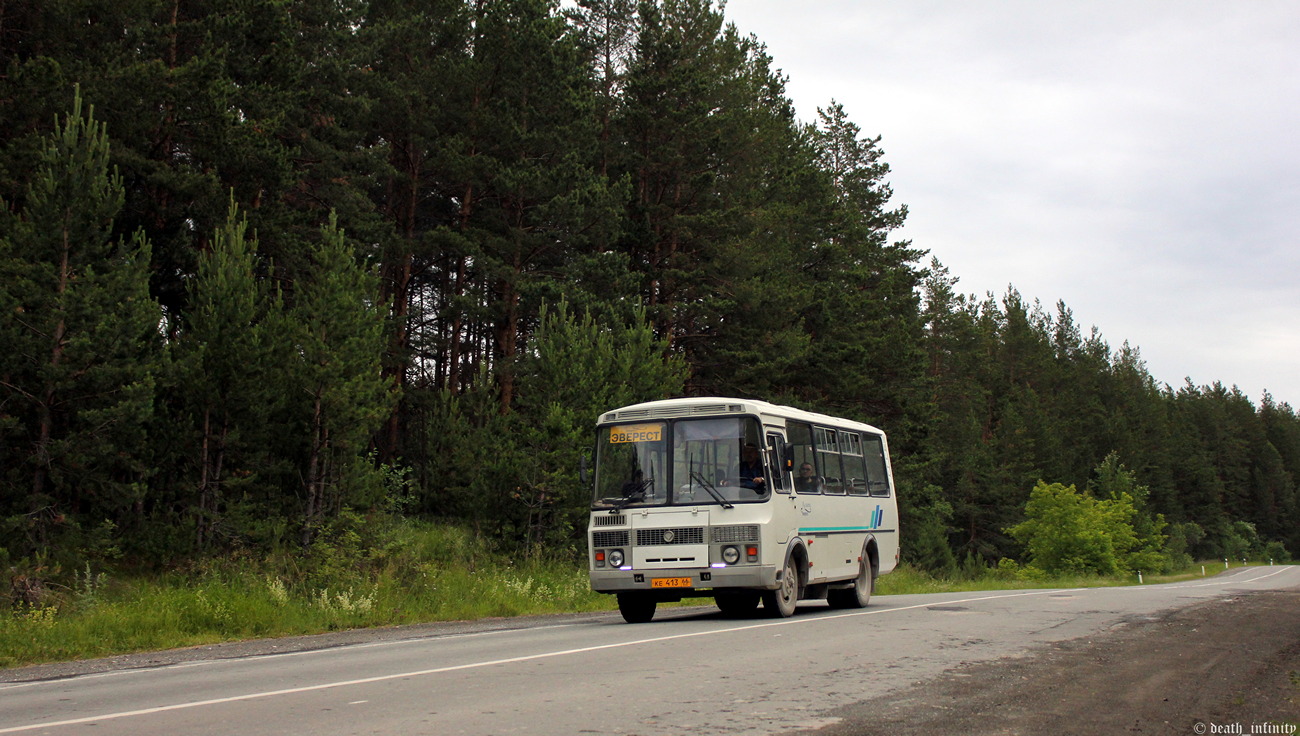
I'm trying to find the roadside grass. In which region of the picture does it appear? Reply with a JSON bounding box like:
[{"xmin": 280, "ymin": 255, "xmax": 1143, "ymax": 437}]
[
  {"xmin": 0, "ymin": 519, "xmax": 610, "ymax": 669},
  {"xmin": 875, "ymin": 560, "xmax": 1260, "ymax": 596},
  {"xmin": 1, "ymin": 518, "xmax": 1279, "ymax": 670}
]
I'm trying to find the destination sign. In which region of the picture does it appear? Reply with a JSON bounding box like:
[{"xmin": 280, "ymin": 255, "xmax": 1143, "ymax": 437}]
[{"xmin": 609, "ymin": 424, "xmax": 663, "ymax": 443}]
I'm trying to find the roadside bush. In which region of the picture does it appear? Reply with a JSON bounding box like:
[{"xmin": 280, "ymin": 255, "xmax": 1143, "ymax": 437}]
[
  {"xmin": 1006, "ymin": 481, "xmax": 1161, "ymax": 576},
  {"xmin": 1261, "ymin": 540, "xmax": 1290, "ymax": 564}
]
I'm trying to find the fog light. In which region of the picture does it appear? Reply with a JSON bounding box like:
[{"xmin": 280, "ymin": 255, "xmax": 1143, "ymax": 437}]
[
  {"xmin": 608, "ymin": 549, "xmax": 624, "ymax": 567},
  {"xmin": 722, "ymin": 546, "xmax": 740, "ymax": 564}
]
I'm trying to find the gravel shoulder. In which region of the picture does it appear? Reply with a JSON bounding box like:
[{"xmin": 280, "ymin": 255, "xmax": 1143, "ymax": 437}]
[{"xmin": 799, "ymin": 589, "xmax": 1300, "ymax": 736}]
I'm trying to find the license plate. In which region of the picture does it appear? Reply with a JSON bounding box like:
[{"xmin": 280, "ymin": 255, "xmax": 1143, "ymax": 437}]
[{"xmin": 651, "ymin": 577, "xmax": 693, "ymax": 588}]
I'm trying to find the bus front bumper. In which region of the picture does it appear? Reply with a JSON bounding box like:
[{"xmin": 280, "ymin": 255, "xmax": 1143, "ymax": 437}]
[{"xmin": 590, "ymin": 564, "xmax": 778, "ymax": 595}]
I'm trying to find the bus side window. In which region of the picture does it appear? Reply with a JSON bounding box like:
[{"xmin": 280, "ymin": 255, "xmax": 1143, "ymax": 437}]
[
  {"xmin": 863, "ymin": 434, "xmax": 891, "ymax": 497},
  {"xmin": 816, "ymin": 427, "xmax": 845, "ymax": 495},
  {"xmin": 842, "ymin": 432, "xmax": 869, "ymax": 495}
]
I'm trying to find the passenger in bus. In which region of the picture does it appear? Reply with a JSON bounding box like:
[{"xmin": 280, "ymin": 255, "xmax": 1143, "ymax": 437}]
[
  {"xmin": 738, "ymin": 443, "xmax": 767, "ymax": 493},
  {"xmin": 795, "ymin": 462, "xmax": 823, "ymax": 493}
]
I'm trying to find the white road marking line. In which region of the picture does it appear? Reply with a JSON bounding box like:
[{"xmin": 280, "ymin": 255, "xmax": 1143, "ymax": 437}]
[{"xmin": 0, "ymin": 623, "xmax": 582, "ymax": 693}]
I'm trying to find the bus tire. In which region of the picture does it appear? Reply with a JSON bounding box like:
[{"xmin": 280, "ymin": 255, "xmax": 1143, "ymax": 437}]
[
  {"xmin": 762, "ymin": 555, "xmax": 800, "ymax": 618},
  {"xmin": 715, "ymin": 591, "xmax": 761, "ymax": 617},
  {"xmin": 617, "ymin": 593, "xmax": 657, "ymax": 623},
  {"xmin": 827, "ymin": 556, "xmax": 873, "ymax": 609}
]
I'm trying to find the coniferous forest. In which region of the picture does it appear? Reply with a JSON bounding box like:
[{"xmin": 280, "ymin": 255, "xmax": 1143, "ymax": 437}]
[{"xmin": 2, "ymin": 0, "xmax": 1298, "ymax": 591}]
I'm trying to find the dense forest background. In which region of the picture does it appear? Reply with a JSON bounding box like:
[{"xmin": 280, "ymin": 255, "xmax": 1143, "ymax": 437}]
[{"xmin": 2, "ymin": 0, "xmax": 1297, "ymax": 585}]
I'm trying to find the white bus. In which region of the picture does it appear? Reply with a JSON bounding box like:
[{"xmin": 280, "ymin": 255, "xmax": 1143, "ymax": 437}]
[{"xmin": 588, "ymin": 397, "xmax": 900, "ymax": 623}]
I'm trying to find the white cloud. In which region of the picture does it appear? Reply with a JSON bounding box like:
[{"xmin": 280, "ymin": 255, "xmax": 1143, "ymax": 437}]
[{"xmin": 726, "ymin": 0, "xmax": 1300, "ymax": 405}]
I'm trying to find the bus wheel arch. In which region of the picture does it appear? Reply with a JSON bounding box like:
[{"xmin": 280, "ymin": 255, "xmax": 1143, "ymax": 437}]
[{"xmin": 783, "ymin": 539, "xmax": 810, "ymax": 592}]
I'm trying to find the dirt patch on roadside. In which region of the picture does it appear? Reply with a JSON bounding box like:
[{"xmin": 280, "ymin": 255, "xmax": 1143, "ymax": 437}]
[{"xmin": 800, "ymin": 590, "xmax": 1300, "ymax": 736}]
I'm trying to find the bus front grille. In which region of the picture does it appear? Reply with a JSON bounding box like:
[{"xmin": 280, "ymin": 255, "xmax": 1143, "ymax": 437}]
[
  {"xmin": 712, "ymin": 525, "xmax": 760, "ymax": 543},
  {"xmin": 636, "ymin": 527, "xmax": 705, "ymax": 546},
  {"xmin": 592, "ymin": 530, "xmax": 629, "ymax": 547}
]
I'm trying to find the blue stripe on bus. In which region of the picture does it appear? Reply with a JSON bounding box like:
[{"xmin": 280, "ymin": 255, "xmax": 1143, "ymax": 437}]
[
  {"xmin": 799, "ymin": 504, "xmax": 885, "ymax": 534},
  {"xmin": 797, "ymin": 528, "xmax": 898, "ymax": 535}
]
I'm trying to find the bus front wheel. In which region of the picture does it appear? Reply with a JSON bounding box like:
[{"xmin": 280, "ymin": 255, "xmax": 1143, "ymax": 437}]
[
  {"xmin": 617, "ymin": 593, "xmax": 657, "ymax": 623},
  {"xmin": 762, "ymin": 556, "xmax": 800, "ymax": 618}
]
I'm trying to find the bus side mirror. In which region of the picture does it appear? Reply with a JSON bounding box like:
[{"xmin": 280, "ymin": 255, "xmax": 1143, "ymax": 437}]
[{"xmin": 579, "ymin": 455, "xmax": 590, "ymax": 484}]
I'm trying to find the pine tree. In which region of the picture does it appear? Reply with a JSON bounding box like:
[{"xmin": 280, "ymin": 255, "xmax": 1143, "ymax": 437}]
[
  {"xmin": 1258, "ymin": 393, "xmax": 1300, "ymax": 553},
  {"xmin": 798, "ymin": 102, "xmax": 925, "ymax": 426},
  {"xmin": 571, "ymin": 0, "xmax": 638, "ymax": 177},
  {"xmin": 176, "ymin": 200, "xmax": 279, "ymax": 551},
  {"xmin": 289, "ymin": 214, "xmax": 393, "ymax": 546},
  {"xmin": 451, "ymin": 0, "xmax": 616, "ymax": 412},
  {"xmin": 614, "ymin": 0, "xmax": 823, "ymax": 401},
  {"xmin": 355, "ymin": 0, "xmax": 471, "ymax": 456},
  {"xmin": 0, "ymin": 89, "xmax": 160, "ymax": 560}
]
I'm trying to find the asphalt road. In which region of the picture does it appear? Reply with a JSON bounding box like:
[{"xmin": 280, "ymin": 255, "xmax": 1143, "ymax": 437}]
[{"xmin": 2, "ymin": 566, "xmax": 1296, "ymax": 736}]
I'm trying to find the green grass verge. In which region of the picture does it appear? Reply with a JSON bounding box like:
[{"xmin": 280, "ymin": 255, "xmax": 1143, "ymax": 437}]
[
  {"xmin": 0, "ymin": 564, "xmax": 612, "ymax": 669},
  {"xmin": 1, "ymin": 519, "xmax": 614, "ymax": 669},
  {"xmin": 873, "ymin": 560, "xmax": 1241, "ymax": 596},
  {"xmin": 0, "ymin": 520, "xmax": 1272, "ymax": 670}
]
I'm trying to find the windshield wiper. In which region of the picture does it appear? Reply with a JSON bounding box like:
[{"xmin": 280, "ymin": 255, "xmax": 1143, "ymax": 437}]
[
  {"xmin": 689, "ymin": 469, "xmax": 733, "ymax": 509},
  {"xmin": 608, "ymin": 478, "xmax": 653, "ymax": 512}
]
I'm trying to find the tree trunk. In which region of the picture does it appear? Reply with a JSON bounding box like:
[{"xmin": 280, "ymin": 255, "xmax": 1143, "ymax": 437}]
[
  {"xmin": 33, "ymin": 216, "xmax": 72, "ymax": 514},
  {"xmin": 196, "ymin": 407, "xmax": 212, "ymax": 550},
  {"xmin": 302, "ymin": 393, "xmax": 325, "ymax": 547}
]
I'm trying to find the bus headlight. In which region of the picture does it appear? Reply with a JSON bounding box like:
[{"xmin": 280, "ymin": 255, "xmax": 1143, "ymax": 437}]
[
  {"xmin": 608, "ymin": 549, "xmax": 625, "ymax": 567},
  {"xmin": 722, "ymin": 546, "xmax": 740, "ymax": 564}
]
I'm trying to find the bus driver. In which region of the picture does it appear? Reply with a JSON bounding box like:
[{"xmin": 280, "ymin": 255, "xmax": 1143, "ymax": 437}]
[{"xmin": 738, "ymin": 443, "xmax": 766, "ymax": 492}]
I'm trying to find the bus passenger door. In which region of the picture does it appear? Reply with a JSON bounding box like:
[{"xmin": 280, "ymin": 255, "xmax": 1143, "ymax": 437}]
[{"xmin": 765, "ymin": 431, "xmax": 791, "ymax": 493}]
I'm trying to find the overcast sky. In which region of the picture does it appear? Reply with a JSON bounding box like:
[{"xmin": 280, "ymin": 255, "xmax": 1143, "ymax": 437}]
[{"xmin": 722, "ymin": 0, "xmax": 1300, "ymax": 407}]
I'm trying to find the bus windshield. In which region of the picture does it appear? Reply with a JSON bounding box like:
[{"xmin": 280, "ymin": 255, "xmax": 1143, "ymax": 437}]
[
  {"xmin": 592, "ymin": 416, "xmax": 770, "ymax": 509},
  {"xmin": 593, "ymin": 422, "xmax": 669, "ymax": 509}
]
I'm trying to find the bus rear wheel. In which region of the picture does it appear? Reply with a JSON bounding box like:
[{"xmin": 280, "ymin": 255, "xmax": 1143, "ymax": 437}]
[
  {"xmin": 617, "ymin": 593, "xmax": 657, "ymax": 623},
  {"xmin": 827, "ymin": 557, "xmax": 873, "ymax": 609},
  {"xmin": 762, "ymin": 556, "xmax": 800, "ymax": 618}
]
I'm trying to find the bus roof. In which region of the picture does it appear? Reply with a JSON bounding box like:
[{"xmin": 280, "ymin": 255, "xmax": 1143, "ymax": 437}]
[{"xmin": 598, "ymin": 397, "xmax": 885, "ymax": 436}]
